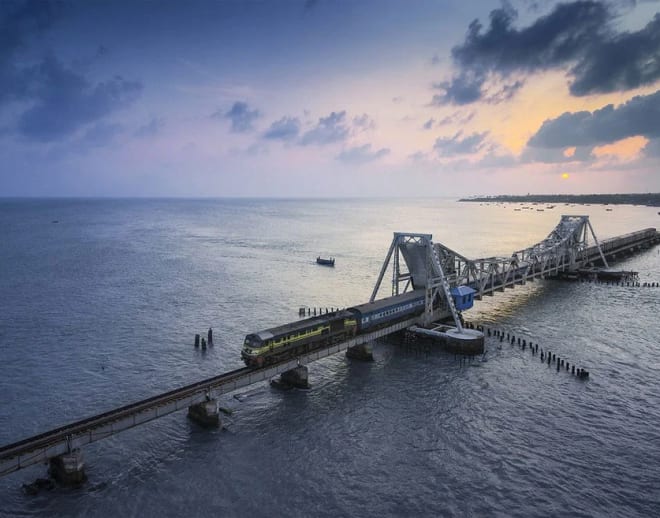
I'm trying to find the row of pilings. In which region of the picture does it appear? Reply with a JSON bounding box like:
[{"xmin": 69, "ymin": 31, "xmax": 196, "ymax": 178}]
[
  {"xmin": 298, "ymin": 306, "xmax": 341, "ymax": 317},
  {"xmin": 193, "ymin": 328, "xmax": 214, "ymax": 349},
  {"xmin": 464, "ymin": 322, "xmax": 590, "ymax": 380},
  {"xmin": 578, "ymin": 279, "xmax": 659, "ymax": 287}
]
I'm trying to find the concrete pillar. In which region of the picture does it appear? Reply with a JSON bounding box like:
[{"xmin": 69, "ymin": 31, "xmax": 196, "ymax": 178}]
[
  {"xmin": 279, "ymin": 365, "xmax": 310, "ymax": 389},
  {"xmin": 49, "ymin": 449, "xmax": 86, "ymax": 486},
  {"xmin": 346, "ymin": 342, "xmax": 374, "ymax": 361},
  {"xmin": 188, "ymin": 399, "xmax": 220, "ymax": 427}
]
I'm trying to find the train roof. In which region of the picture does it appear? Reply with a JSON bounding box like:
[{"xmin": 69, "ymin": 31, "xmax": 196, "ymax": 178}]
[
  {"xmin": 250, "ymin": 309, "xmax": 355, "ymax": 341},
  {"xmin": 350, "ymin": 289, "xmax": 425, "ymax": 314}
]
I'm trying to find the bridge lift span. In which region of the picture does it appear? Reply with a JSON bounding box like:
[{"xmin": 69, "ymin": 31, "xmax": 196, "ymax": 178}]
[{"xmin": 369, "ymin": 216, "xmax": 610, "ymax": 327}]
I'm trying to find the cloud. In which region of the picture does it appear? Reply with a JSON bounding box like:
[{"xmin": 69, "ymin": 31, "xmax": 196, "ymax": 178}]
[
  {"xmin": 477, "ymin": 149, "xmax": 518, "ymax": 168},
  {"xmin": 0, "ymin": 3, "xmax": 142, "ymax": 142},
  {"xmin": 263, "ymin": 116, "xmax": 300, "ymax": 141},
  {"xmin": 300, "ymin": 111, "xmax": 349, "ymax": 145},
  {"xmin": 134, "ymin": 116, "xmax": 165, "ymax": 137},
  {"xmin": 304, "ymin": 0, "xmax": 320, "ymax": 11},
  {"xmin": 81, "ymin": 122, "xmax": 123, "ymax": 147},
  {"xmin": 528, "ymin": 89, "xmax": 660, "ymax": 148},
  {"xmin": 0, "ymin": 0, "xmax": 59, "ymax": 67},
  {"xmin": 15, "ymin": 55, "xmax": 142, "ymax": 141},
  {"xmin": 522, "ymin": 145, "xmax": 594, "ymax": 163},
  {"xmin": 432, "ymin": 70, "xmax": 485, "ymax": 106},
  {"xmin": 423, "ymin": 119, "xmax": 434, "ymax": 130},
  {"xmin": 569, "ymin": 12, "xmax": 660, "ymax": 96},
  {"xmin": 336, "ymin": 143, "xmax": 389, "ymax": 164},
  {"xmin": 436, "ymin": 111, "xmax": 475, "ymax": 126},
  {"xmin": 352, "ymin": 113, "xmax": 375, "ymax": 132},
  {"xmin": 408, "ymin": 151, "xmax": 428, "ymax": 162},
  {"xmin": 215, "ymin": 101, "xmax": 260, "ymax": 133},
  {"xmin": 642, "ymin": 137, "xmax": 660, "ymax": 157},
  {"xmin": 434, "ymin": 131, "xmax": 488, "ymax": 156},
  {"xmin": 437, "ymin": 1, "xmax": 660, "ymax": 104},
  {"xmin": 485, "ymin": 79, "xmax": 525, "ymax": 104}
]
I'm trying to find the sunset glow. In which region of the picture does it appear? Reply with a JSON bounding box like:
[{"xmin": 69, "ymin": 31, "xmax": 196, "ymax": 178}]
[{"xmin": 0, "ymin": 1, "xmax": 658, "ymax": 197}]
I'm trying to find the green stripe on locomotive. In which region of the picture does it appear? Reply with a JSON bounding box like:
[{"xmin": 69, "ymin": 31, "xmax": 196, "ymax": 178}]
[{"xmin": 242, "ymin": 314, "xmax": 357, "ymax": 365}]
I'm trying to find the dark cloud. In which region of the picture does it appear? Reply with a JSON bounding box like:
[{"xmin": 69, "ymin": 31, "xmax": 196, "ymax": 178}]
[
  {"xmin": 0, "ymin": 2, "xmax": 143, "ymax": 142},
  {"xmin": 0, "ymin": 0, "xmax": 61, "ymax": 103},
  {"xmin": 432, "ymin": 70, "xmax": 485, "ymax": 106},
  {"xmin": 423, "ymin": 119, "xmax": 434, "ymax": 130},
  {"xmin": 0, "ymin": 0, "xmax": 60, "ymax": 64},
  {"xmin": 135, "ymin": 117, "xmax": 165, "ymax": 138},
  {"xmin": 437, "ymin": 1, "xmax": 660, "ymax": 104},
  {"xmin": 521, "ymin": 145, "xmax": 594, "ymax": 163},
  {"xmin": 263, "ymin": 116, "xmax": 300, "ymax": 141},
  {"xmin": 16, "ymin": 55, "xmax": 142, "ymax": 141},
  {"xmin": 528, "ymin": 89, "xmax": 660, "ymax": 148},
  {"xmin": 215, "ymin": 101, "xmax": 261, "ymax": 133},
  {"xmin": 434, "ymin": 131, "xmax": 488, "ymax": 156},
  {"xmin": 336, "ymin": 144, "xmax": 389, "ymax": 164},
  {"xmin": 569, "ymin": 13, "xmax": 660, "ymax": 96},
  {"xmin": 300, "ymin": 111, "xmax": 349, "ymax": 145}
]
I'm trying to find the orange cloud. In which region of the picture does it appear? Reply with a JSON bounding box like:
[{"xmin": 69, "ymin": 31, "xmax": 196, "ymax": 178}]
[{"xmin": 592, "ymin": 136, "xmax": 648, "ymax": 160}]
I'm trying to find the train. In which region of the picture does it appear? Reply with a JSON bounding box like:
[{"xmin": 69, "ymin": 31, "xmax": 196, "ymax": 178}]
[{"xmin": 241, "ymin": 290, "xmax": 427, "ymax": 367}]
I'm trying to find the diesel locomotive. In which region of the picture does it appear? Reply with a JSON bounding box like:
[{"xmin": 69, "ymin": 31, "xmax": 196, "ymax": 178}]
[{"xmin": 241, "ymin": 290, "xmax": 427, "ymax": 367}]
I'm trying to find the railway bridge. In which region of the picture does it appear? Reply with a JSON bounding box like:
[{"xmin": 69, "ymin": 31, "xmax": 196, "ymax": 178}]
[{"xmin": 1, "ymin": 216, "xmax": 658, "ymax": 485}]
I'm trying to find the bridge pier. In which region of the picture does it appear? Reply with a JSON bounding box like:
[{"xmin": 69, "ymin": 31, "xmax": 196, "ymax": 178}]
[
  {"xmin": 275, "ymin": 365, "xmax": 310, "ymax": 389},
  {"xmin": 49, "ymin": 449, "xmax": 86, "ymax": 486},
  {"xmin": 188, "ymin": 399, "xmax": 221, "ymax": 427},
  {"xmin": 346, "ymin": 342, "xmax": 374, "ymax": 361}
]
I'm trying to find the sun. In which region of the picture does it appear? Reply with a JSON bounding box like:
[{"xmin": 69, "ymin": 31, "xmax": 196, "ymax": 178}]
[{"xmin": 561, "ymin": 173, "xmax": 570, "ymax": 180}]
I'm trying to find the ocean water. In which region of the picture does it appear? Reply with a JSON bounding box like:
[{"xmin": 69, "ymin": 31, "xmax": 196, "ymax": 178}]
[{"xmin": 0, "ymin": 198, "xmax": 658, "ymax": 517}]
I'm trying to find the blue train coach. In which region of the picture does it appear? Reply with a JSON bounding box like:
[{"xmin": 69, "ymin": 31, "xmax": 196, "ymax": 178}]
[{"xmin": 349, "ymin": 290, "xmax": 426, "ymax": 332}]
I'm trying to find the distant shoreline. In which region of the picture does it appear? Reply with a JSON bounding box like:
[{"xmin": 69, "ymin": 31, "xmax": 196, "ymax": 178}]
[{"xmin": 458, "ymin": 193, "xmax": 660, "ymax": 207}]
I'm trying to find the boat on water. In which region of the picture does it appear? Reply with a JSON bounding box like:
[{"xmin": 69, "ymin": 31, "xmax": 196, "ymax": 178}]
[{"xmin": 316, "ymin": 256, "xmax": 335, "ymax": 267}]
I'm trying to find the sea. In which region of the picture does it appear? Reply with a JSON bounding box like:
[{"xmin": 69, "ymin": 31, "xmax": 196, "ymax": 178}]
[{"xmin": 0, "ymin": 198, "xmax": 658, "ymax": 518}]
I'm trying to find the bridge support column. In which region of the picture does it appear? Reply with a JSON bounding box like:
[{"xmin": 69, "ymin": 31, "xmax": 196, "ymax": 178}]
[
  {"xmin": 277, "ymin": 365, "xmax": 309, "ymax": 389},
  {"xmin": 49, "ymin": 449, "xmax": 86, "ymax": 486},
  {"xmin": 188, "ymin": 399, "xmax": 220, "ymax": 427},
  {"xmin": 346, "ymin": 342, "xmax": 374, "ymax": 361}
]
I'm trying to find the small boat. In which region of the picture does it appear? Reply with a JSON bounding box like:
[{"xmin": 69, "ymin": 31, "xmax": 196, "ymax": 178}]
[{"xmin": 316, "ymin": 256, "xmax": 335, "ymax": 267}]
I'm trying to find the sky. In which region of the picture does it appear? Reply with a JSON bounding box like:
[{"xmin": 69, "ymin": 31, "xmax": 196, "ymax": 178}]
[{"xmin": 0, "ymin": 0, "xmax": 659, "ymax": 197}]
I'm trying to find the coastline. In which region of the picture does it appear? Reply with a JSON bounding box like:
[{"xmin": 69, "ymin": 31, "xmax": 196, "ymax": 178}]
[{"xmin": 458, "ymin": 193, "xmax": 660, "ymax": 207}]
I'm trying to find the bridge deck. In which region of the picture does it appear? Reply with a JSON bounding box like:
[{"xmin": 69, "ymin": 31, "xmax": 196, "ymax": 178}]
[{"xmin": 0, "ymin": 318, "xmax": 418, "ymax": 478}]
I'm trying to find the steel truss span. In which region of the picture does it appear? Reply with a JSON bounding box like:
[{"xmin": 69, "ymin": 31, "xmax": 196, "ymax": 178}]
[{"xmin": 371, "ymin": 216, "xmax": 657, "ymax": 314}]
